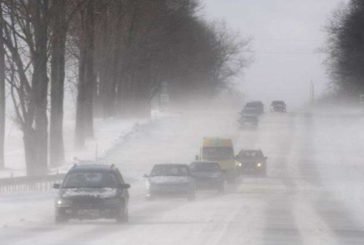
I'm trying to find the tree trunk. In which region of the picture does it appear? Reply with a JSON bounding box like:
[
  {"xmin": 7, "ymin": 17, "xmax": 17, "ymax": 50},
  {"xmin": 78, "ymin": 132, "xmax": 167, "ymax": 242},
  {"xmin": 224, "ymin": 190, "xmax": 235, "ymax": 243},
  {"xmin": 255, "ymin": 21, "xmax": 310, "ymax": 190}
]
[
  {"xmin": 75, "ymin": 0, "xmax": 95, "ymax": 148},
  {"xmin": 30, "ymin": 0, "xmax": 49, "ymax": 175},
  {"xmin": 0, "ymin": 0, "xmax": 5, "ymax": 169},
  {"xmin": 98, "ymin": 12, "xmax": 115, "ymax": 118},
  {"xmin": 23, "ymin": 127, "xmax": 38, "ymax": 176},
  {"xmin": 97, "ymin": 2, "xmax": 124, "ymax": 119},
  {"xmin": 50, "ymin": 0, "xmax": 66, "ymax": 167}
]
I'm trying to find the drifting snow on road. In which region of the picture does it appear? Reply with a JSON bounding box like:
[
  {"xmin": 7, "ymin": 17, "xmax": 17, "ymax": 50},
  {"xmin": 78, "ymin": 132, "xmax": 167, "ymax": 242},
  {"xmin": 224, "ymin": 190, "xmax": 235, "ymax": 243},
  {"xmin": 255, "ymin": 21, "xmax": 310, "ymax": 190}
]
[{"xmin": 1, "ymin": 110, "xmax": 364, "ymax": 244}]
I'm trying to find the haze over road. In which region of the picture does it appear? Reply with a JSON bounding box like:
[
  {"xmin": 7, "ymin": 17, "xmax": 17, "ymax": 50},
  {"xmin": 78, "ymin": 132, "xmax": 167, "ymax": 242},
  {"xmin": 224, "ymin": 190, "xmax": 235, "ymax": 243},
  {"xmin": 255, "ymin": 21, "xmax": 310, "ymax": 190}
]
[
  {"xmin": 203, "ymin": 0, "xmax": 349, "ymax": 107},
  {"xmin": 0, "ymin": 110, "xmax": 363, "ymax": 245}
]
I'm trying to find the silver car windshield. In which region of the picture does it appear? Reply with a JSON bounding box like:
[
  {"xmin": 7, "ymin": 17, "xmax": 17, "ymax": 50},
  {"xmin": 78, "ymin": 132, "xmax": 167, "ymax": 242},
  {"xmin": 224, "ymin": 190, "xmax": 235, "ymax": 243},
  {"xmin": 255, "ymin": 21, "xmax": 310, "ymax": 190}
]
[{"xmin": 151, "ymin": 166, "xmax": 189, "ymax": 177}]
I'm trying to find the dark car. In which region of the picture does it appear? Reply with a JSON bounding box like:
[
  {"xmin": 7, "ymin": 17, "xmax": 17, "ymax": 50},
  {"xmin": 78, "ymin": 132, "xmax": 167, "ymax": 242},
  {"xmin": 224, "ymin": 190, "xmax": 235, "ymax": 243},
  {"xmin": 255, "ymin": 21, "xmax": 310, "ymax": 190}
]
[
  {"xmin": 271, "ymin": 100, "xmax": 287, "ymax": 112},
  {"xmin": 53, "ymin": 164, "xmax": 130, "ymax": 223},
  {"xmin": 236, "ymin": 149, "xmax": 267, "ymax": 176},
  {"xmin": 145, "ymin": 164, "xmax": 195, "ymax": 200},
  {"xmin": 190, "ymin": 161, "xmax": 225, "ymax": 192},
  {"xmin": 241, "ymin": 101, "xmax": 264, "ymax": 116}
]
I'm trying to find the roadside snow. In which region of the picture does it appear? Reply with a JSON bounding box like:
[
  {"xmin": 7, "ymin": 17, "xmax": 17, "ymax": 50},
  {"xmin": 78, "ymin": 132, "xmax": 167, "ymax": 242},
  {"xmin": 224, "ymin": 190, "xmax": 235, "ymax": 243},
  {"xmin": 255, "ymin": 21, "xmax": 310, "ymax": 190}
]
[{"xmin": 1, "ymin": 117, "xmax": 149, "ymax": 178}]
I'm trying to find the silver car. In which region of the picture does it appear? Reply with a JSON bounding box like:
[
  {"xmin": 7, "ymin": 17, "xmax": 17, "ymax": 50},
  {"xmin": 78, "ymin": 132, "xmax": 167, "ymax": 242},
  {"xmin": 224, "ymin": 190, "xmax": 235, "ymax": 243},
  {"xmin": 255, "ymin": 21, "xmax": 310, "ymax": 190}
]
[{"xmin": 144, "ymin": 164, "xmax": 195, "ymax": 200}]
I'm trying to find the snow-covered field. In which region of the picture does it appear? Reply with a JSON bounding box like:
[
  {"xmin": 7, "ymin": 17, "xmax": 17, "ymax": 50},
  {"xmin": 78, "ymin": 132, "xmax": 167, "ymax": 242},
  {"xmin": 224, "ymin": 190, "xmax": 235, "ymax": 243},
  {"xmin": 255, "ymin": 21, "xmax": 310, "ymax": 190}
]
[
  {"xmin": 0, "ymin": 109, "xmax": 364, "ymax": 244},
  {"xmin": 1, "ymin": 116, "xmax": 147, "ymax": 177}
]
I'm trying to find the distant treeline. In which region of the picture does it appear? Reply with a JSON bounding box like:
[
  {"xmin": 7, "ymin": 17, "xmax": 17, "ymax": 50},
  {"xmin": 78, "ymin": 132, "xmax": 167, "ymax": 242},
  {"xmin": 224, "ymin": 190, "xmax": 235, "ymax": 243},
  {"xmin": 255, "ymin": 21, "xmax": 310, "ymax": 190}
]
[
  {"xmin": 326, "ymin": 0, "xmax": 364, "ymax": 99},
  {"xmin": 0, "ymin": 0, "xmax": 248, "ymax": 175}
]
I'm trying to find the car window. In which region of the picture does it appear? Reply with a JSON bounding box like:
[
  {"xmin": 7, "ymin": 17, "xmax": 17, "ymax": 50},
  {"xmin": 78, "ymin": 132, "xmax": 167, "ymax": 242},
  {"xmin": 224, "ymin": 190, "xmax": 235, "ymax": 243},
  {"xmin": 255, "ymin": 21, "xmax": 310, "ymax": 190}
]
[
  {"xmin": 151, "ymin": 165, "xmax": 189, "ymax": 176},
  {"xmin": 63, "ymin": 171, "xmax": 118, "ymax": 188},
  {"xmin": 240, "ymin": 151, "xmax": 262, "ymax": 158}
]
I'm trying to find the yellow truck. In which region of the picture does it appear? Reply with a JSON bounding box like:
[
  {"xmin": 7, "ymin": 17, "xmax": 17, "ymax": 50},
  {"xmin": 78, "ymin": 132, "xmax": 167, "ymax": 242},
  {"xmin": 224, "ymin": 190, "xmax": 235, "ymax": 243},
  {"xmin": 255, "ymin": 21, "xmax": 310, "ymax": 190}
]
[{"xmin": 196, "ymin": 137, "xmax": 238, "ymax": 182}]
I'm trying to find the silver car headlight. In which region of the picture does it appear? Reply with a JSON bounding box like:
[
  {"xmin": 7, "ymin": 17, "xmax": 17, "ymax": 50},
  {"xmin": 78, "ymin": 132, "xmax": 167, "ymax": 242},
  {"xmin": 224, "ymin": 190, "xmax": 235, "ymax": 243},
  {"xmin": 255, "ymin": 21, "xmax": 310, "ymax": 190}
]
[{"xmin": 257, "ymin": 163, "xmax": 262, "ymax": 168}]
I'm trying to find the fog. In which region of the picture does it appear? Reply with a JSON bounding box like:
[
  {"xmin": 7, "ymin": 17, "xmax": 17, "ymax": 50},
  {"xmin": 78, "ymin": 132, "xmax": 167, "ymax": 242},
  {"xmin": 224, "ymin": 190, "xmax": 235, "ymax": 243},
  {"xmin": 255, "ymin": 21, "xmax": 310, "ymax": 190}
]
[
  {"xmin": 2, "ymin": 106, "xmax": 364, "ymax": 244},
  {"xmin": 2, "ymin": 1, "xmax": 364, "ymax": 244},
  {"xmin": 203, "ymin": 0, "xmax": 349, "ymax": 108}
]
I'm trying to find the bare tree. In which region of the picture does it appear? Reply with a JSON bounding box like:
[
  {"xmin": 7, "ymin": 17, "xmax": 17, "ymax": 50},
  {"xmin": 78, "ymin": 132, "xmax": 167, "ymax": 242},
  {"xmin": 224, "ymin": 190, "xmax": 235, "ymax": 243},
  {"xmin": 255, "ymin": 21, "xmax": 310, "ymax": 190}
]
[
  {"xmin": 326, "ymin": 0, "xmax": 364, "ymax": 97},
  {"xmin": 75, "ymin": 0, "xmax": 95, "ymax": 148},
  {"xmin": 94, "ymin": 0, "xmax": 125, "ymax": 118},
  {"xmin": 2, "ymin": 0, "xmax": 50, "ymax": 176},
  {"xmin": 0, "ymin": 0, "xmax": 5, "ymax": 169},
  {"xmin": 49, "ymin": 0, "xmax": 66, "ymax": 167},
  {"xmin": 30, "ymin": 0, "xmax": 49, "ymax": 175}
]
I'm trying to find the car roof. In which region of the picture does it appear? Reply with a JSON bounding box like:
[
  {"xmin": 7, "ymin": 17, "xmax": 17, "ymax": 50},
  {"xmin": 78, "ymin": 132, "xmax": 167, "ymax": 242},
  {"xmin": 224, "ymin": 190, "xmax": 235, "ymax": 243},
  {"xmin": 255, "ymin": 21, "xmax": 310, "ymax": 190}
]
[
  {"xmin": 153, "ymin": 163, "xmax": 189, "ymax": 167},
  {"xmin": 69, "ymin": 164, "xmax": 117, "ymax": 172},
  {"xmin": 239, "ymin": 149, "xmax": 262, "ymax": 153},
  {"xmin": 190, "ymin": 161, "xmax": 219, "ymax": 165},
  {"xmin": 246, "ymin": 101, "xmax": 263, "ymax": 105},
  {"xmin": 272, "ymin": 100, "xmax": 285, "ymax": 104},
  {"xmin": 202, "ymin": 137, "xmax": 233, "ymax": 147}
]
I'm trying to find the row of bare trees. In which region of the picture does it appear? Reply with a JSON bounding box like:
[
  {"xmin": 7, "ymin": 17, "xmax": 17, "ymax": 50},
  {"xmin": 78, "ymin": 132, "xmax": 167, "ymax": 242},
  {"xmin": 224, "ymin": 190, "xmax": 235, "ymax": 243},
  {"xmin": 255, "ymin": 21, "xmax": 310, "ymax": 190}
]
[
  {"xmin": 326, "ymin": 0, "xmax": 364, "ymax": 98},
  {"xmin": 0, "ymin": 0, "xmax": 247, "ymax": 176}
]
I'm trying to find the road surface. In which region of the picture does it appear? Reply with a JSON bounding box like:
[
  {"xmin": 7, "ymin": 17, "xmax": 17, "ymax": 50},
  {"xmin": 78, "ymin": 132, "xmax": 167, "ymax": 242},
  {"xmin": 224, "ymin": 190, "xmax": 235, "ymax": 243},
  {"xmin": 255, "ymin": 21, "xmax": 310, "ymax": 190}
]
[{"xmin": 0, "ymin": 110, "xmax": 364, "ymax": 245}]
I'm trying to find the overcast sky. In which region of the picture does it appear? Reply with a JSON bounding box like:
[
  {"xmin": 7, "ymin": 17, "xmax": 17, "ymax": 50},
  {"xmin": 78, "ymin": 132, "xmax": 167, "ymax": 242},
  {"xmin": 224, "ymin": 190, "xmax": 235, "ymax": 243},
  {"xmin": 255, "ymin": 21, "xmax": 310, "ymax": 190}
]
[{"xmin": 202, "ymin": 0, "xmax": 348, "ymax": 108}]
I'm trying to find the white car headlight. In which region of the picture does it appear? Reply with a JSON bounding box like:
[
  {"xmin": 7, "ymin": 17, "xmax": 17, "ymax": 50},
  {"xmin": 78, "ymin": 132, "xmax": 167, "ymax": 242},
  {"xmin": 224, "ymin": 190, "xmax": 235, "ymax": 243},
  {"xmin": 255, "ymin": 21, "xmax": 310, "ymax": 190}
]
[{"xmin": 257, "ymin": 163, "xmax": 262, "ymax": 168}]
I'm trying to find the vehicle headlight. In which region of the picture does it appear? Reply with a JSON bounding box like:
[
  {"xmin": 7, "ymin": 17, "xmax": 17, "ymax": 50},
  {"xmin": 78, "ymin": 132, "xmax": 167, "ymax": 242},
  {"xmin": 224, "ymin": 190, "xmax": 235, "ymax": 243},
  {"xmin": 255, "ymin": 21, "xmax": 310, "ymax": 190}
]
[
  {"xmin": 56, "ymin": 198, "xmax": 72, "ymax": 207},
  {"xmin": 237, "ymin": 163, "xmax": 242, "ymax": 167},
  {"xmin": 257, "ymin": 163, "xmax": 262, "ymax": 168}
]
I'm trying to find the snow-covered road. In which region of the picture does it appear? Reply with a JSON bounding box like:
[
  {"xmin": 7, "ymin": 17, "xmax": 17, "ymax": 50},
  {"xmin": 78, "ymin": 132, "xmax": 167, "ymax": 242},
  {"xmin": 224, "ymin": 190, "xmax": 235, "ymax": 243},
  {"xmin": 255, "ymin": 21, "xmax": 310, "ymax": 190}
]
[{"xmin": 1, "ymin": 110, "xmax": 364, "ymax": 245}]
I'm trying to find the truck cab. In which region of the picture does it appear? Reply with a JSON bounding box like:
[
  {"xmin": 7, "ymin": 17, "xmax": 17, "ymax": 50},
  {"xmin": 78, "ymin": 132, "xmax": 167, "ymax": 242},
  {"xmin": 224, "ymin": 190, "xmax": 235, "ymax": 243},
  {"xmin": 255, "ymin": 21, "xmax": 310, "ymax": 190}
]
[{"xmin": 197, "ymin": 137, "xmax": 238, "ymax": 183}]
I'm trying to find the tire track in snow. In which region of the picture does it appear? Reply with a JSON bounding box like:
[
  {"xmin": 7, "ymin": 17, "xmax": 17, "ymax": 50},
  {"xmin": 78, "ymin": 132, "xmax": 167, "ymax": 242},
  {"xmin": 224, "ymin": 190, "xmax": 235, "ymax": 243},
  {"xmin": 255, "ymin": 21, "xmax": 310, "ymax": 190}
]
[
  {"xmin": 238, "ymin": 114, "xmax": 303, "ymax": 245},
  {"xmin": 297, "ymin": 115, "xmax": 364, "ymax": 244}
]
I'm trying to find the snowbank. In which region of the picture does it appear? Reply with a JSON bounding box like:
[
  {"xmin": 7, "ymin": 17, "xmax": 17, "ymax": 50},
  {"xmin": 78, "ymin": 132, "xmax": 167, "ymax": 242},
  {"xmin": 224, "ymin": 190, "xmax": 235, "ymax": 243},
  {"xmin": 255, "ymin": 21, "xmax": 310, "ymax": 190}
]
[{"xmin": 1, "ymin": 117, "xmax": 149, "ymax": 178}]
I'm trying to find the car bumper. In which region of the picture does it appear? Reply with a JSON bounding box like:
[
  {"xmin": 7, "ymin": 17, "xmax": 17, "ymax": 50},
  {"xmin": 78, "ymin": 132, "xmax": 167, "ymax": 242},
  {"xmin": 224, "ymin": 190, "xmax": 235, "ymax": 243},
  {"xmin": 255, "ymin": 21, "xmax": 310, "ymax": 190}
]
[
  {"xmin": 149, "ymin": 183, "xmax": 193, "ymax": 196},
  {"xmin": 55, "ymin": 199, "xmax": 123, "ymax": 219},
  {"xmin": 238, "ymin": 164, "xmax": 266, "ymax": 175},
  {"xmin": 194, "ymin": 178, "xmax": 224, "ymax": 189}
]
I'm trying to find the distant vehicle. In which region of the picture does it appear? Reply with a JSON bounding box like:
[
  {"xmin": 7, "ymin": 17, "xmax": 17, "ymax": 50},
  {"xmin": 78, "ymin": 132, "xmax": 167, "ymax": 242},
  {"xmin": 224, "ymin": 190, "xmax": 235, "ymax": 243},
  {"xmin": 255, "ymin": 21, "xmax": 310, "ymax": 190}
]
[
  {"xmin": 190, "ymin": 161, "xmax": 225, "ymax": 192},
  {"xmin": 53, "ymin": 164, "xmax": 130, "ymax": 223},
  {"xmin": 238, "ymin": 114, "xmax": 259, "ymax": 129},
  {"xmin": 236, "ymin": 149, "xmax": 267, "ymax": 176},
  {"xmin": 144, "ymin": 164, "xmax": 195, "ymax": 200},
  {"xmin": 196, "ymin": 137, "xmax": 238, "ymax": 183},
  {"xmin": 270, "ymin": 100, "xmax": 287, "ymax": 112},
  {"xmin": 241, "ymin": 101, "xmax": 264, "ymax": 116}
]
